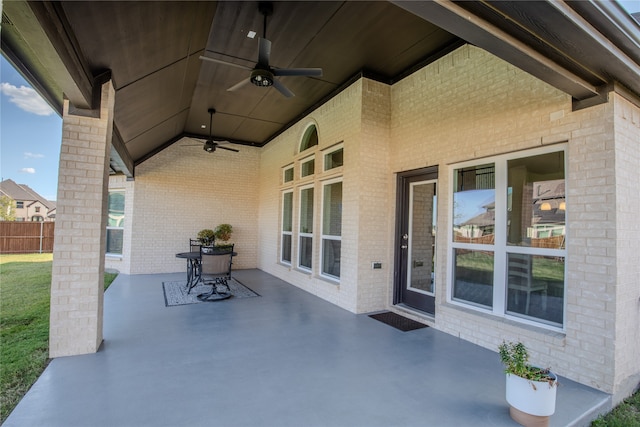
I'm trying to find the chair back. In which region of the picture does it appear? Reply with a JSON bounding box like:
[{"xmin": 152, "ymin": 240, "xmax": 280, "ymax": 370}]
[
  {"xmin": 200, "ymin": 244, "xmax": 234, "ymax": 277},
  {"xmin": 190, "ymin": 239, "xmax": 201, "ymax": 253},
  {"xmin": 508, "ymin": 253, "xmax": 532, "ymax": 288}
]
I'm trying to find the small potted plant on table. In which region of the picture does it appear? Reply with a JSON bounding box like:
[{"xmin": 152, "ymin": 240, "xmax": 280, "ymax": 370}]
[
  {"xmin": 499, "ymin": 341, "xmax": 558, "ymax": 427},
  {"xmin": 197, "ymin": 229, "xmax": 216, "ymax": 250},
  {"xmin": 214, "ymin": 223, "xmax": 233, "ymax": 250}
]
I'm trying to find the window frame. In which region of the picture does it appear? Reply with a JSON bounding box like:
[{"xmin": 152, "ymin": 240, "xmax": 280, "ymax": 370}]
[
  {"xmin": 283, "ymin": 165, "xmax": 294, "ymax": 184},
  {"xmin": 106, "ymin": 189, "xmax": 125, "ymax": 257},
  {"xmin": 297, "ymin": 184, "xmax": 315, "ymax": 272},
  {"xmin": 300, "ymin": 155, "xmax": 315, "ymax": 179},
  {"xmin": 447, "ymin": 145, "xmax": 567, "ymax": 331},
  {"xmin": 280, "ymin": 190, "xmax": 294, "ymax": 265},
  {"xmin": 322, "ymin": 143, "xmax": 344, "ymax": 172},
  {"xmin": 320, "ymin": 178, "xmax": 343, "ymax": 281},
  {"xmin": 299, "ymin": 123, "xmax": 319, "ymax": 152}
]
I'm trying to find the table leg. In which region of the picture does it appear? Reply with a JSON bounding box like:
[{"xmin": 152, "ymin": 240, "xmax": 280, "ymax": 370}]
[
  {"xmin": 186, "ymin": 258, "xmax": 201, "ymax": 294},
  {"xmin": 185, "ymin": 259, "xmax": 193, "ymax": 292}
]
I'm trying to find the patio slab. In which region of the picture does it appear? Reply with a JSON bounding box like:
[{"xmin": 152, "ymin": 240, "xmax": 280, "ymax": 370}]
[{"xmin": 4, "ymin": 269, "xmax": 610, "ymax": 427}]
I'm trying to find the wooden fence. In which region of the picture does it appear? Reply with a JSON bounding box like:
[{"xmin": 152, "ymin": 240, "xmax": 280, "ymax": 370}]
[{"xmin": 0, "ymin": 221, "xmax": 55, "ymax": 254}]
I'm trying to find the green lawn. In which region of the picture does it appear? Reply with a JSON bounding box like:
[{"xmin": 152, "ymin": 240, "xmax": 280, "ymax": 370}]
[
  {"xmin": 0, "ymin": 253, "xmax": 117, "ymax": 423},
  {"xmin": 592, "ymin": 391, "xmax": 640, "ymax": 426}
]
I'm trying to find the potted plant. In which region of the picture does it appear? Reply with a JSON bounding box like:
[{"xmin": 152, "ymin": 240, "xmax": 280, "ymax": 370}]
[
  {"xmin": 197, "ymin": 229, "xmax": 215, "ymax": 247},
  {"xmin": 214, "ymin": 223, "xmax": 233, "ymax": 249},
  {"xmin": 499, "ymin": 341, "xmax": 558, "ymax": 427}
]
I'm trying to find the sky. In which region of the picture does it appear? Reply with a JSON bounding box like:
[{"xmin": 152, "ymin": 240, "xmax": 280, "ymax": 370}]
[
  {"xmin": 1, "ymin": 1, "xmax": 639, "ymax": 203},
  {"xmin": 1, "ymin": 58, "xmax": 61, "ymax": 201}
]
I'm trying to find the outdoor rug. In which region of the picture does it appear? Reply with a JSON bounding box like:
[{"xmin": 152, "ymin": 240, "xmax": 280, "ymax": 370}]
[
  {"xmin": 162, "ymin": 278, "xmax": 259, "ymax": 307},
  {"xmin": 368, "ymin": 311, "xmax": 429, "ymax": 332}
]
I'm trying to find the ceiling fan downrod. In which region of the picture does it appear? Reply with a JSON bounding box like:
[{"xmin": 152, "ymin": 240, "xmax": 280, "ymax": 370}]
[{"xmin": 259, "ymin": 2, "xmax": 273, "ymax": 39}]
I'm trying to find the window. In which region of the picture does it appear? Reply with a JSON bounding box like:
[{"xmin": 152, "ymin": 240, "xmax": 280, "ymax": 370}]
[
  {"xmin": 298, "ymin": 186, "xmax": 314, "ymax": 271},
  {"xmin": 35, "ymin": 206, "xmax": 41, "ymax": 213},
  {"xmin": 450, "ymin": 147, "xmax": 566, "ymax": 328},
  {"xmin": 301, "ymin": 157, "xmax": 315, "ymax": 178},
  {"xmin": 281, "ymin": 191, "xmax": 293, "ymax": 264},
  {"xmin": 321, "ymin": 180, "xmax": 342, "ymax": 279},
  {"xmin": 107, "ymin": 190, "xmax": 125, "ymax": 255},
  {"xmin": 283, "ymin": 166, "xmax": 294, "ymax": 184},
  {"xmin": 300, "ymin": 124, "xmax": 318, "ymax": 152},
  {"xmin": 324, "ymin": 145, "xmax": 344, "ymax": 171},
  {"xmin": 16, "ymin": 201, "xmax": 24, "ymax": 209},
  {"xmin": 452, "ymin": 163, "xmax": 495, "ymax": 308}
]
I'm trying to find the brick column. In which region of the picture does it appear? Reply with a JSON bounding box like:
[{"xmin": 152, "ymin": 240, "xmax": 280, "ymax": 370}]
[{"xmin": 49, "ymin": 81, "xmax": 115, "ymax": 357}]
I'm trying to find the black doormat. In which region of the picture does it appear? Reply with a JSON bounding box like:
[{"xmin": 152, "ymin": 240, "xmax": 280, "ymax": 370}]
[{"xmin": 368, "ymin": 311, "xmax": 428, "ymax": 332}]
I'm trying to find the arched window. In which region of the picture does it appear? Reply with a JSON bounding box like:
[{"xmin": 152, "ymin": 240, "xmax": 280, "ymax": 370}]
[{"xmin": 299, "ymin": 124, "xmax": 318, "ymax": 152}]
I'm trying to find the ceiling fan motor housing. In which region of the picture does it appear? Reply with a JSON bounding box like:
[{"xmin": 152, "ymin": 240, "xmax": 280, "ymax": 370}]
[{"xmin": 203, "ymin": 140, "xmax": 216, "ymax": 152}]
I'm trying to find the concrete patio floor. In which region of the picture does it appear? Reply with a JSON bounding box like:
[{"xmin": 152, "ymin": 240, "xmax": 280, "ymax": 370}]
[{"xmin": 4, "ymin": 269, "xmax": 610, "ymax": 427}]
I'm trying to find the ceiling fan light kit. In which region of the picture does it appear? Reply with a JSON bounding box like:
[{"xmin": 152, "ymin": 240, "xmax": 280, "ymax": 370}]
[
  {"xmin": 251, "ymin": 69, "xmax": 274, "ymax": 87},
  {"xmin": 199, "ymin": 1, "xmax": 322, "ymax": 98}
]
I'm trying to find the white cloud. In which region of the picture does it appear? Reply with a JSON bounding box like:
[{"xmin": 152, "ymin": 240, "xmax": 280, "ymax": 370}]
[
  {"xmin": 0, "ymin": 82, "xmax": 54, "ymax": 116},
  {"xmin": 24, "ymin": 152, "xmax": 44, "ymax": 159},
  {"xmin": 20, "ymin": 168, "xmax": 36, "ymax": 174}
]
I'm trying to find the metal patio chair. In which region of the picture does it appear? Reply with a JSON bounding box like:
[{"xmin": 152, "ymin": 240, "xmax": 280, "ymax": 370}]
[{"xmin": 197, "ymin": 244, "xmax": 234, "ymax": 301}]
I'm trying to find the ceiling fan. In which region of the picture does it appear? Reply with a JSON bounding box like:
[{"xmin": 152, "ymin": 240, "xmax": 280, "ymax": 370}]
[
  {"xmin": 184, "ymin": 108, "xmax": 239, "ymax": 154},
  {"xmin": 199, "ymin": 1, "xmax": 322, "ymax": 98}
]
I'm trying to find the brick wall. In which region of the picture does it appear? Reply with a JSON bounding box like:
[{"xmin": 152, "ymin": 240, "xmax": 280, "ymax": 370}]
[
  {"xmin": 258, "ymin": 82, "xmax": 363, "ymax": 311},
  {"xmin": 124, "ymin": 142, "xmax": 261, "ymax": 274},
  {"xmin": 611, "ymin": 91, "xmax": 640, "ymax": 399}
]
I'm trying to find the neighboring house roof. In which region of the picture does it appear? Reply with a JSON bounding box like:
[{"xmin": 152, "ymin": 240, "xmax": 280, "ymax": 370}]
[
  {"xmin": 0, "ymin": 179, "xmax": 53, "ymax": 210},
  {"xmin": 462, "ymin": 210, "xmax": 495, "ymax": 227}
]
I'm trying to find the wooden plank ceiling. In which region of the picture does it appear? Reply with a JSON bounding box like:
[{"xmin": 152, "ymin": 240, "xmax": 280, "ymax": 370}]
[{"xmin": 59, "ymin": 1, "xmax": 459, "ymax": 164}]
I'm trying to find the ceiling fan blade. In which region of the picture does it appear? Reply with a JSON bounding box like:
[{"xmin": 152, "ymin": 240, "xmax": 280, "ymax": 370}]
[
  {"xmin": 217, "ymin": 145, "xmax": 239, "ymax": 152},
  {"xmin": 258, "ymin": 37, "xmax": 271, "ymax": 66},
  {"xmin": 199, "ymin": 55, "xmax": 253, "ymax": 71},
  {"xmin": 273, "ymin": 68, "xmax": 323, "ymax": 77},
  {"xmin": 273, "ymin": 79, "xmax": 294, "ymax": 98},
  {"xmin": 181, "ymin": 137, "xmax": 204, "ymax": 147},
  {"xmin": 227, "ymin": 78, "xmax": 251, "ymax": 92}
]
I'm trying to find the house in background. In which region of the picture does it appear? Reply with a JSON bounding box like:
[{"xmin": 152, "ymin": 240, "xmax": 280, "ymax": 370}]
[
  {"xmin": 0, "ymin": 179, "xmax": 55, "ymax": 222},
  {"xmin": 2, "ymin": 0, "xmax": 638, "ymax": 417}
]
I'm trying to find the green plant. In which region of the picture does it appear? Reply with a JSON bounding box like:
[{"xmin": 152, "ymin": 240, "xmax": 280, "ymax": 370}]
[
  {"xmin": 498, "ymin": 341, "xmax": 555, "ymax": 384},
  {"xmin": 214, "ymin": 224, "xmax": 233, "ymax": 244},
  {"xmin": 592, "ymin": 389, "xmax": 640, "ymax": 426},
  {"xmin": 0, "ymin": 254, "xmax": 117, "ymax": 423},
  {"xmin": 197, "ymin": 229, "xmax": 215, "ymax": 246}
]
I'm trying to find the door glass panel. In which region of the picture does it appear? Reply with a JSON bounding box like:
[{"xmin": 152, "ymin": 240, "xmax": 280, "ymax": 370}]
[{"xmin": 407, "ymin": 181, "xmax": 436, "ymax": 295}]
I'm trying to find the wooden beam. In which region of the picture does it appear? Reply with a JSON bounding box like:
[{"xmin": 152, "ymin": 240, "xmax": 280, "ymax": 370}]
[{"xmin": 393, "ymin": 0, "xmax": 600, "ymax": 100}]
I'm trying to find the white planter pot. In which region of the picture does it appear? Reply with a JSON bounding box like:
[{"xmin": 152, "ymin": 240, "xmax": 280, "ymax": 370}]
[{"xmin": 505, "ymin": 372, "xmax": 558, "ymax": 416}]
